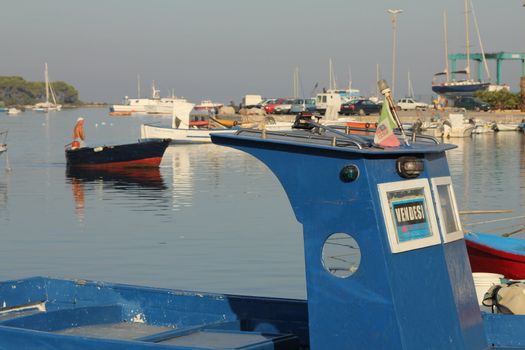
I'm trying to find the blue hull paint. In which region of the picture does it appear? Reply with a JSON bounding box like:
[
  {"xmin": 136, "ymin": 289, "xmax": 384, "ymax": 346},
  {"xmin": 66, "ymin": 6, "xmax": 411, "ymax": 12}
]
[
  {"xmin": 432, "ymin": 82, "xmax": 490, "ymax": 96},
  {"xmin": 0, "ymin": 277, "xmax": 308, "ymax": 349}
]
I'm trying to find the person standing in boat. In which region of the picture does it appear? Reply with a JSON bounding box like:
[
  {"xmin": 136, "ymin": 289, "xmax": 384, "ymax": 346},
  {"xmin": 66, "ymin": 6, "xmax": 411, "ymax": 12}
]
[{"xmin": 71, "ymin": 117, "xmax": 85, "ymax": 149}]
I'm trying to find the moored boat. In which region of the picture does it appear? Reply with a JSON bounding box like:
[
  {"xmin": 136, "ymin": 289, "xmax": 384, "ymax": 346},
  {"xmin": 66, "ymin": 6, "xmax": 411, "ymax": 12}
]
[
  {"xmin": 65, "ymin": 139, "xmax": 170, "ymax": 168},
  {"xmin": 465, "ymin": 232, "xmax": 525, "ymax": 280},
  {"xmin": 6, "ymin": 108, "xmax": 20, "ymax": 115},
  {"xmin": 109, "ymin": 111, "xmax": 132, "ymax": 116},
  {"xmin": 492, "ymin": 123, "xmax": 519, "ymax": 132}
]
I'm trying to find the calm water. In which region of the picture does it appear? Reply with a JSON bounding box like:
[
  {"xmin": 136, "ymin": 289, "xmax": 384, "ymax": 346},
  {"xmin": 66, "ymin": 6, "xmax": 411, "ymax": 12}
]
[{"xmin": 0, "ymin": 108, "xmax": 524, "ymax": 299}]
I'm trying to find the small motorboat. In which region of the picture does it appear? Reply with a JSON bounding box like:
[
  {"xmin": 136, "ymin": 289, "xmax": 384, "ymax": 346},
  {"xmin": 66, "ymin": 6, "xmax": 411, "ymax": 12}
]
[
  {"xmin": 492, "ymin": 123, "xmax": 519, "ymax": 132},
  {"xmin": 109, "ymin": 111, "xmax": 132, "ymax": 116},
  {"xmin": 6, "ymin": 108, "xmax": 20, "ymax": 115},
  {"xmin": 465, "ymin": 232, "xmax": 525, "ymax": 280},
  {"xmin": 65, "ymin": 139, "xmax": 170, "ymax": 168}
]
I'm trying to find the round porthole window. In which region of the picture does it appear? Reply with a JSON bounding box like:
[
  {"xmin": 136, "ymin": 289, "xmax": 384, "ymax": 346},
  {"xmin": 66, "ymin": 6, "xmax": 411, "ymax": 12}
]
[{"xmin": 321, "ymin": 233, "xmax": 361, "ymax": 278}]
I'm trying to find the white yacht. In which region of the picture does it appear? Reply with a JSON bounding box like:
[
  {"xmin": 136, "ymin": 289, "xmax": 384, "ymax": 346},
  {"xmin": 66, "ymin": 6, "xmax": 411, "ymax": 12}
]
[
  {"xmin": 110, "ymin": 83, "xmax": 162, "ymax": 113},
  {"xmin": 144, "ymin": 97, "xmax": 193, "ymax": 115}
]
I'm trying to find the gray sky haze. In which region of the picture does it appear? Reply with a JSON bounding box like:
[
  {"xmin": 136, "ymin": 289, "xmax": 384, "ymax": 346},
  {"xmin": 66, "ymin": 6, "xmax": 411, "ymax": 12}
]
[{"xmin": 1, "ymin": 0, "xmax": 524, "ymax": 103}]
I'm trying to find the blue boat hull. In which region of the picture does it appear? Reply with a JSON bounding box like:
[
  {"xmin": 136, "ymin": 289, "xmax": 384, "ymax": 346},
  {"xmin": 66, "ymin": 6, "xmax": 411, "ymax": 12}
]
[
  {"xmin": 0, "ymin": 277, "xmax": 308, "ymax": 350},
  {"xmin": 432, "ymin": 81, "xmax": 490, "ymax": 97}
]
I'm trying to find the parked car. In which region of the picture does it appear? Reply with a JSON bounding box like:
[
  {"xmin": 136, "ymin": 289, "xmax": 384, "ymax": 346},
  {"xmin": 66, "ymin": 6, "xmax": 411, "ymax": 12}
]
[
  {"xmin": 256, "ymin": 98, "xmax": 276, "ymax": 109},
  {"xmin": 340, "ymin": 99, "xmax": 382, "ymax": 116},
  {"xmin": 273, "ymin": 99, "xmax": 296, "ymax": 114},
  {"xmin": 264, "ymin": 98, "xmax": 286, "ymax": 114},
  {"xmin": 396, "ymin": 98, "xmax": 428, "ymax": 111},
  {"xmin": 290, "ymin": 98, "xmax": 316, "ymax": 114},
  {"xmin": 454, "ymin": 97, "xmax": 490, "ymax": 111}
]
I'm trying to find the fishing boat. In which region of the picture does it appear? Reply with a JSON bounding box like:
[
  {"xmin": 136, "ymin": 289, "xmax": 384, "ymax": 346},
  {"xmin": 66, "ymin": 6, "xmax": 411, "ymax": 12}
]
[
  {"xmin": 4, "ymin": 81, "xmax": 525, "ymax": 349},
  {"xmin": 465, "ymin": 232, "xmax": 525, "ymax": 280},
  {"xmin": 33, "ymin": 63, "xmax": 62, "ymax": 112},
  {"xmin": 442, "ymin": 113, "xmax": 475, "ymax": 138},
  {"xmin": 65, "ymin": 139, "xmax": 170, "ymax": 168},
  {"xmin": 492, "ymin": 123, "xmax": 519, "ymax": 132}
]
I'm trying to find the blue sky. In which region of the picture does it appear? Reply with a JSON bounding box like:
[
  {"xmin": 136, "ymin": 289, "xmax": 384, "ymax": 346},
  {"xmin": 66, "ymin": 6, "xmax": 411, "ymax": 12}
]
[{"xmin": 1, "ymin": 0, "xmax": 523, "ymax": 103}]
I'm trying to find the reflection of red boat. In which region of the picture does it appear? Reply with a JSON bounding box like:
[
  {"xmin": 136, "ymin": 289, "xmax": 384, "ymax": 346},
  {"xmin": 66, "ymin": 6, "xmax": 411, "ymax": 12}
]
[
  {"xmin": 66, "ymin": 167, "xmax": 165, "ymax": 189},
  {"xmin": 465, "ymin": 232, "xmax": 525, "ymax": 279},
  {"xmin": 65, "ymin": 139, "xmax": 170, "ymax": 168}
]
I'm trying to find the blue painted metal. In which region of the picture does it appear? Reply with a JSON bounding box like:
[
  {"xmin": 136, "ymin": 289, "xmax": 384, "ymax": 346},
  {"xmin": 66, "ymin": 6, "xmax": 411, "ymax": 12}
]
[
  {"xmin": 0, "ymin": 277, "xmax": 308, "ymax": 349},
  {"xmin": 212, "ymin": 131, "xmax": 488, "ymax": 349},
  {"xmin": 2, "ymin": 126, "xmax": 525, "ymax": 349},
  {"xmin": 449, "ymin": 52, "xmax": 525, "ymax": 84},
  {"xmin": 466, "ymin": 232, "xmax": 525, "ymax": 255}
]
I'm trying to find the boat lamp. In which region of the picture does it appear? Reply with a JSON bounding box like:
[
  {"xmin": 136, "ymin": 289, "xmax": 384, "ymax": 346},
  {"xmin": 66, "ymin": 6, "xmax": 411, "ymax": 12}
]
[
  {"xmin": 396, "ymin": 156, "xmax": 423, "ymax": 178},
  {"xmin": 340, "ymin": 164, "xmax": 359, "ymax": 182}
]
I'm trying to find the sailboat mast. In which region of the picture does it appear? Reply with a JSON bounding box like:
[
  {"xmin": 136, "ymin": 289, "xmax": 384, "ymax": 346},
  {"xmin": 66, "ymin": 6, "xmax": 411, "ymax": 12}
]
[
  {"xmin": 329, "ymin": 58, "xmax": 333, "ymax": 90},
  {"xmin": 470, "ymin": 0, "xmax": 490, "ymax": 80},
  {"xmin": 464, "ymin": 0, "xmax": 471, "ymax": 80},
  {"xmin": 292, "ymin": 66, "xmax": 299, "ymax": 98},
  {"xmin": 348, "ymin": 66, "xmax": 352, "ymax": 90},
  {"xmin": 443, "ymin": 11, "xmax": 450, "ymax": 81},
  {"xmin": 137, "ymin": 74, "xmax": 141, "ymax": 98},
  {"xmin": 408, "ymin": 71, "xmax": 414, "ymax": 98},
  {"xmin": 44, "ymin": 62, "xmax": 49, "ymax": 104},
  {"xmin": 376, "ymin": 64, "xmax": 380, "ymax": 96}
]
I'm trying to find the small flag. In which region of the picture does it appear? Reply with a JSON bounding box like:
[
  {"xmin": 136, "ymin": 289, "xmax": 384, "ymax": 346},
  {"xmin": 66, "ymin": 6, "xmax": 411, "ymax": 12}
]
[{"xmin": 374, "ymin": 100, "xmax": 400, "ymax": 147}]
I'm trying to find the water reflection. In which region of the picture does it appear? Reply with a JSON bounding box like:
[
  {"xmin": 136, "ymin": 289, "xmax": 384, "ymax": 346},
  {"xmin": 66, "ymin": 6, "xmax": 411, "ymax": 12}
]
[
  {"xmin": 0, "ymin": 179, "xmax": 8, "ymax": 211},
  {"xmin": 168, "ymin": 146, "xmax": 193, "ymax": 211},
  {"xmin": 449, "ymin": 133, "xmax": 525, "ymax": 235},
  {"xmin": 66, "ymin": 167, "xmax": 168, "ymax": 222}
]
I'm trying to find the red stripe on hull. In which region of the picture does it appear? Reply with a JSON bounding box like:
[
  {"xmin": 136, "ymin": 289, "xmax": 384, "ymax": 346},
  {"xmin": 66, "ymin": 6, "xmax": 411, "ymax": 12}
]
[
  {"xmin": 466, "ymin": 240, "xmax": 525, "ymax": 279},
  {"xmin": 71, "ymin": 157, "xmax": 163, "ymax": 169}
]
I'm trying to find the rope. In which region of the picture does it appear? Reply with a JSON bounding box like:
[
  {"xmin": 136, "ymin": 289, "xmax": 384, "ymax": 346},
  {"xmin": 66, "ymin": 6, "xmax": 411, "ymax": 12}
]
[
  {"xmin": 463, "ymin": 215, "xmax": 525, "ymax": 227},
  {"xmin": 502, "ymin": 226, "xmax": 525, "ymax": 238}
]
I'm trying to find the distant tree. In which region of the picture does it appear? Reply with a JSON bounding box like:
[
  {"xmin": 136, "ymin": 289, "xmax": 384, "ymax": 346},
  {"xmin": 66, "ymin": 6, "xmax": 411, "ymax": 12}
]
[
  {"xmin": 0, "ymin": 76, "xmax": 81, "ymax": 105},
  {"xmin": 475, "ymin": 90, "xmax": 520, "ymax": 110}
]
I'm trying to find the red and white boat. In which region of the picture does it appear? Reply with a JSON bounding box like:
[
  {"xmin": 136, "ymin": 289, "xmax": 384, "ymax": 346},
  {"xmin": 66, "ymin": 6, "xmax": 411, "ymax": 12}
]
[{"xmin": 465, "ymin": 232, "xmax": 525, "ymax": 280}]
